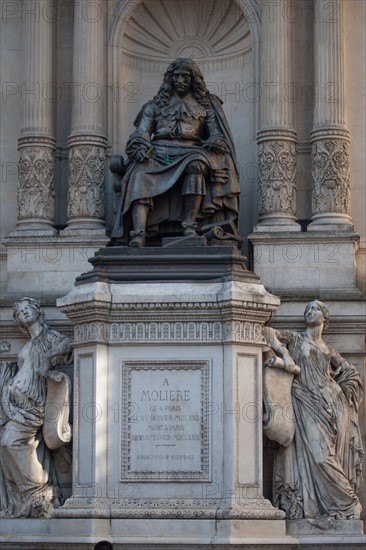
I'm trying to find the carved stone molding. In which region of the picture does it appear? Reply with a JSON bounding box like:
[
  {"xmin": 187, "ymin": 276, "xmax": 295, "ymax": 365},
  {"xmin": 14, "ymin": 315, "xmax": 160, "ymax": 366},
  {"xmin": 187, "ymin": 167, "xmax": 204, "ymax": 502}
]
[
  {"xmin": 311, "ymin": 133, "xmax": 351, "ymax": 216},
  {"xmin": 54, "ymin": 496, "xmax": 284, "ymax": 520},
  {"xmin": 60, "ymin": 298, "xmax": 277, "ymax": 330},
  {"xmin": 17, "ymin": 138, "xmax": 56, "ymax": 228},
  {"xmin": 257, "ymin": 138, "xmax": 297, "ymax": 219},
  {"xmin": 73, "ymin": 320, "xmax": 263, "ymax": 344},
  {"xmin": 67, "ymin": 135, "xmax": 107, "ymax": 223}
]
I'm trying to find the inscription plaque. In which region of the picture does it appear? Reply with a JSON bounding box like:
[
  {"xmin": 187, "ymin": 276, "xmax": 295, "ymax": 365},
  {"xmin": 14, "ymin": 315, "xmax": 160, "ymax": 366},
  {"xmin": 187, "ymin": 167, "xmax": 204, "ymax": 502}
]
[{"xmin": 121, "ymin": 361, "xmax": 210, "ymax": 481}]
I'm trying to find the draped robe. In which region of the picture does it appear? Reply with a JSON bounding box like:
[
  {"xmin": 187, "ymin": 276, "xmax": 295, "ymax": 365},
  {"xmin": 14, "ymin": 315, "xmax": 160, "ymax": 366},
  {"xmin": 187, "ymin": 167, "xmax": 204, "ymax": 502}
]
[
  {"xmin": 0, "ymin": 328, "xmax": 71, "ymax": 517},
  {"xmin": 272, "ymin": 331, "xmax": 363, "ymax": 519}
]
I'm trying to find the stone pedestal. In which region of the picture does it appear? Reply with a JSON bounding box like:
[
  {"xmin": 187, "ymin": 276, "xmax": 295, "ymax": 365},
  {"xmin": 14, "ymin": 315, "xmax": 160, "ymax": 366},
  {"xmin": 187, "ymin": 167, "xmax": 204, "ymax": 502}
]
[
  {"xmin": 1, "ymin": 246, "xmax": 365, "ymax": 547},
  {"xmin": 53, "ymin": 245, "xmax": 286, "ymax": 542}
]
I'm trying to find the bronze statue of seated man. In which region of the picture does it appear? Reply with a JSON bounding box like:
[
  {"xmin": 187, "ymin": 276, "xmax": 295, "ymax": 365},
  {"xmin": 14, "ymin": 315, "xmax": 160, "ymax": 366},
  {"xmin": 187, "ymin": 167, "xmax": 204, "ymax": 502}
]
[{"xmin": 111, "ymin": 58, "xmax": 241, "ymax": 247}]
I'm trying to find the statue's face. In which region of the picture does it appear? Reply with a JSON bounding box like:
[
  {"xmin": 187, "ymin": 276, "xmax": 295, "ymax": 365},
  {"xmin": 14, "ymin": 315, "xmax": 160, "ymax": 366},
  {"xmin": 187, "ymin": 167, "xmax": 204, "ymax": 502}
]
[
  {"xmin": 172, "ymin": 67, "xmax": 192, "ymax": 97},
  {"xmin": 16, "ymin": 301, "xmax": 39, "ymax": 326},
  {"xmin": 304, "ymin": 301, "xmax": 324, "ymax": 327}
]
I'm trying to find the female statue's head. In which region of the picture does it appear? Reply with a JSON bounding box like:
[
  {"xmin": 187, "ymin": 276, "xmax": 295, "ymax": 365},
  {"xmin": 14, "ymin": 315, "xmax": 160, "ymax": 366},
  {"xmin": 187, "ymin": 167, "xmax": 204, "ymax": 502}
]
[
  {"xmin": 154, "ymin": 58, "xmax": 211, "ymax": 108},
  {"xmin": 13, "ymin": 297, "xmax": 46, "ymax": 337},
  {"xmin": 304, "ymin": 300, "xmax": 330, "ymax": 329}
]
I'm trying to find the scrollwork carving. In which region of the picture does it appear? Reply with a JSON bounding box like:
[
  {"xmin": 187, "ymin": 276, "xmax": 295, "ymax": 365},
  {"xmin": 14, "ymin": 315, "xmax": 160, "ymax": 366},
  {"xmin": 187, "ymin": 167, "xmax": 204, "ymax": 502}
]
[
  {"xmin": 17, "ymin": 146, "xmax": 55, "ymax": 222},
  {"xmin": 311, "ymin": 138, "xmax": 351, "ymax": 215},
  {"xmin": 258, "ymin": 140, "xmax": 297, "ymax": 216}
]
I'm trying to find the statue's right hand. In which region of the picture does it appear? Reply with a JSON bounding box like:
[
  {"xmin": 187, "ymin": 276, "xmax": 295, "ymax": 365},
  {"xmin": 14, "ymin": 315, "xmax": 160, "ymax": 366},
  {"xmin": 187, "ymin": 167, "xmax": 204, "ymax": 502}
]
[
  {"xmin": 284, "ymin": 362, "xmax": 301, "ymax": 374},
  {"xmin": 133, "ymin": 145, "xmax": 155, "ymax": 163},
  {"xmin": 135, "ymin": 149, "xmax": 149, "ymax": 162}
]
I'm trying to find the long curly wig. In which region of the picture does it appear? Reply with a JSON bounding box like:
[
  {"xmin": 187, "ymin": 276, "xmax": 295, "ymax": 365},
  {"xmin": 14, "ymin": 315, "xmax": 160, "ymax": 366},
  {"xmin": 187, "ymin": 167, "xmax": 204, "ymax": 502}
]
[{"xmin": 153, "ymin": 58, "xmax": 211, "ymax": 109}]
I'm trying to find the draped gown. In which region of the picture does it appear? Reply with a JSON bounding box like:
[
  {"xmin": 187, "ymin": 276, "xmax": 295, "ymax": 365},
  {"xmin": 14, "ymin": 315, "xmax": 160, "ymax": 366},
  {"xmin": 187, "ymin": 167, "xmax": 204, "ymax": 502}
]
[
  {"xmin": 272, "ymin": 330, "xmax": 363, "ymax": 519},
  {"xmin": 0, "ymin": 328, "xmax": 71, "ymax": 517}
]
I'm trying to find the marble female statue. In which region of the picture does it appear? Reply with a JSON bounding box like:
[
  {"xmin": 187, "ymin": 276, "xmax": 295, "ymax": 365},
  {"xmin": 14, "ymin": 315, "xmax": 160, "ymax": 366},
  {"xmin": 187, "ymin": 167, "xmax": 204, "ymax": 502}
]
[
  {"xmin": 0, "ymin": 298, "xmax": 72, "ymax": 518},
  {"xmin": 263, "ymin": 301, "xmax": 364, "ymax": 520},
  {"xmin": 111, "ymin": 57, "xmax": 240, "ymax": 247}
]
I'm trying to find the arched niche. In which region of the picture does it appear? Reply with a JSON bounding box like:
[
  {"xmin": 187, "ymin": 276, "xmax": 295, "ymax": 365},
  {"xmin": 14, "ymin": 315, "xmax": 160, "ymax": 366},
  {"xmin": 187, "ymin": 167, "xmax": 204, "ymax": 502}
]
[{"xmin": 108, "ymin": 0, "xmax": 261, "ymax": 237}]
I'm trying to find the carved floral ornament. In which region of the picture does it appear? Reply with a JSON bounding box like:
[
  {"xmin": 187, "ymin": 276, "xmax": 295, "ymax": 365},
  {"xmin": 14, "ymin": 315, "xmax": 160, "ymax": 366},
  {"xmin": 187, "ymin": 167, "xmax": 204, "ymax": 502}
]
[
  {"xmin": 17, "ymin": 146, "xmax": 55, "ymax": 221},
  {"xmin": 67, "ymin": 143, "xmax": 106, "ymax": 220},
  {"xmin": 257, "ymin": 141, "xmax": 297, "ymax": 215},
  {"xmin": 311, "ymin": 138, "xmax": 351, "ymax": 214}
]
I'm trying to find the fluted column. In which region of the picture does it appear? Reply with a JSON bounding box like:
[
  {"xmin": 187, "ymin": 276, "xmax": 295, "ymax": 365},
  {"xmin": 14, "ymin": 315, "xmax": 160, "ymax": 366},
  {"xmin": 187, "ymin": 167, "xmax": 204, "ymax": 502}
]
[
  {"xmin": 309, "ymin": 0, "xmax": 352, "ymax": 230},
  {"xmin": 256, "ymin": 0, "xmax": 299, "ymax": 230},
  {"xmin": 16, "ymin": 0, "xmax": 56, "ymax": 234},
  {"xmin": 64, "ymin": 0, "xmax": 107, "ymax": 233}
]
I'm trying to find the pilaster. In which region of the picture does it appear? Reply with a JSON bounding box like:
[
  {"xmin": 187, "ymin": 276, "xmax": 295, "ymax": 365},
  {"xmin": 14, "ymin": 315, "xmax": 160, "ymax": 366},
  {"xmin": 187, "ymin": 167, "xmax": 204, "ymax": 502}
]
[
  {"xmin": 309, "ymin": 0, "xmax": 353, "ymax": 230},
  {"xmin": 15, "ymin": 0, "xmax": 57, "ymax": 235},
  {"xmin": 63, "ymin": 0, "xmax": 107, "ymax": 234},
  {"xmin": 255, "ymin": 0, "xmax": 299, "ymax": 231}
]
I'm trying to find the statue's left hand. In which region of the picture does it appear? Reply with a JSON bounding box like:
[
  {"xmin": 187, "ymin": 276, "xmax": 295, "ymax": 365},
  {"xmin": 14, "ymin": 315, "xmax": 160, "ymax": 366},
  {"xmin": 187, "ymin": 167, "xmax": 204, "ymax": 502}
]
[{"xmin": 201, "ymin": 139, "xmax": 230, "ymax": 154}]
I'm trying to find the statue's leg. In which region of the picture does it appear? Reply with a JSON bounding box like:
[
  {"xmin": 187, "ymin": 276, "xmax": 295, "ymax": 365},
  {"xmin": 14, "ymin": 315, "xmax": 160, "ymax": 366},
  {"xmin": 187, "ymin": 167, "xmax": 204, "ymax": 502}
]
[
  {"xmin": 182, "ymin": 161, "xmax": 206, "ymax": 236},
  {"xmin": 129, "ymin": 202, "xmax": 150, "ymax": 247},
  {"xmin": 182, "ymin": 195, "xmax": 202, "ymax": 236},
  {"xmin": 0, "ymin": 421, "xmax": 55, "ymax": 517}
]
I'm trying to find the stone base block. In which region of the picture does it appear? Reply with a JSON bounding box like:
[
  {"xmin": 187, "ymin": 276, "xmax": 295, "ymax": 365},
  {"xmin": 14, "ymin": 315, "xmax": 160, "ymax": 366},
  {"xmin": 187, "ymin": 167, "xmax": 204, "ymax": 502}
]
[
  {"xmin": 2, "ymin": 234, "xmax": 109, "ymax": 301},
  {"xmin": 286, "ymin": 519, "xmax": 364, "ymax": 536},
  {"xmin": 75, "ymin": 244, "xmax": 256, "ymax": 284},
  {"xmin": 1, "ymin": 518, "xmax": 365, "ymax": 548},
  {"xmin": 249, "ymin": 231, "xmax": 362, "ymax": 298}
]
